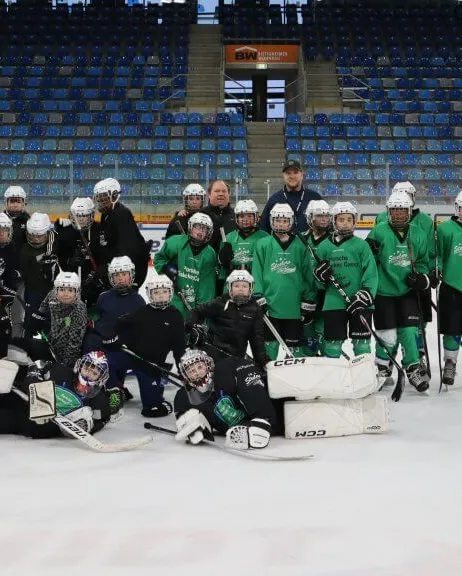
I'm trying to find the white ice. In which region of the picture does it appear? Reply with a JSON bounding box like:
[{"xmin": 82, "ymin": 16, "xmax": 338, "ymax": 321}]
[{"xmin": 2, "ymin": 282, "xmax": 462, "ymax": 576}]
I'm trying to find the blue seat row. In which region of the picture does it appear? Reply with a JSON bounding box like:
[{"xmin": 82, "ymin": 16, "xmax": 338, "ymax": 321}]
[{"xmin": 285, "ymin": 152, "xmax": 462, "ymax": 167}]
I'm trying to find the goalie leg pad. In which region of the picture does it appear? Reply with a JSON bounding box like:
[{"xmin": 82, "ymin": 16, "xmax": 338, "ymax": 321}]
[
  {"xmin": 267, "ymin": 354, "xmax": 379, "ymax": 401},
  {"xmin": 284, "ymin": 395, "xmax": 389, "ymax": 439},
  {"xmin": 0, "ymin": 359, "xmax": 19, "ymax": 394},
  {"xmin": 29, "ymin": 380, "xmax": 56, "ymax": 424},
  {"xmin": 175, "ymin": 408, "xmax": 213, "ymax": 445}
]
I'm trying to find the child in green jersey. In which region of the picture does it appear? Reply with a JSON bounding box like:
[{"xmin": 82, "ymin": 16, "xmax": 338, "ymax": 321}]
[
  {"xmin": 301, "ymin": 199, "xmax": 331, "ymax": 356},
  {"xmin": 313, "ymin": 201, "xmax": 378, "ymax": 361},
  {"xmin": 436, "ymin": 191, "xmax": 462, "ymax": 386},
  {"xmin": 218, "ymin": 199, "xmax": 269, "ymax": 284},
  {"xmin": 154, "ymin": 212, "xmax": 217, "ymax": 319},
  {"xmin": 367, "ymin": 192, "xmax": 430, "ymax": 393},
  {"xmin": 252, "ymin": 203, "xmax": 313, "ymax": 360}
]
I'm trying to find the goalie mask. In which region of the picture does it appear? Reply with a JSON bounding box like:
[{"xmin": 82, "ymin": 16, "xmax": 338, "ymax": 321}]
[
  {"xmin": 305, "ymin": 200, "xmax": 331, "ymax": 234},
  {"xmin": 70, "ymin": 197, "xmax": 95, "ymax": 231},
  {"xmin": 146, "ymin": 274, "xmax": 174, "ymax": 309},
  {"xmin": 93, "ymin": 178, "xmax": 121, "ymax": 213},
  {"xmin": 0, "ymin": 213, "xmax": 13, "ymax": 246},
  {"xmin": 386, "ymin": 192, "xmax": 412, "ymax": 230},
  {"xmin": 269, "ymin": 203, "xmax": 294, "ymax": 234},
  {"xmin": 188, "ymin": 212, "xmax": 213, "ymax": 247},
  {"xmin": 26, "ymin": 212, "xmax": 51, "ymax": 248},
  {"xmin": 455, "ymin": 190, "xmax": 462, "ymax": 221},
  {"xmin": 74, "ymin": 351, "xmax": 109, "ymax": 398},
  {"xmin": 226, "ymin": 269, "xmax": 254, "ymax": 306},
  {"xmin": 4, "ymin": 185, "xmax": 26, "ymax": 216},
  {"xmin": 235, "ymin": 199, "xmax": 259, "ymax": 233},
  {"xmin": 179, "ymin": 349, "xmax": 215, "ymax": 405},
  {"xmin": 183, "ymin": 183, "xmax": 206, "ymax": 213},
  {"xmin": 54, "ymin": 271, "xmax": 80, "ymax": 305},
  {"xmin": 392, "ymin": 181, "xmax": 416, "ymax": 207},
  {"xmin": 108, "ymin": 256, "xmax": 135, "ymax": 291},
  {"xmin": 331, "ymin": 202, "xmax": 357, "ymax": 237}
]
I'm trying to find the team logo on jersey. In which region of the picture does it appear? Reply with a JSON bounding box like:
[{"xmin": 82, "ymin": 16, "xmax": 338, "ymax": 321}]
[
  {"xmin": 244, "ymin": 372, "xmax": 264, "ymax": 387},
  {"xmin": 214, "ymin": 395, "xmax": 245, "ymax": 426},
  {"xmin": 270, "ymin": 256, "xmax": 296, "ymax": 274},
  {"xmin": 181, "ymin": 284, "xmax": 196, "ymax": 303},
  {"xmin": 179, "ymin": 265, "xmax": 200, "ymax": 283},
  {"xmin": 234, "ymin": 246, "xmax": 252, "ymax": 263},
  {"xmin": 388, "ymin": 252, "xmax": 410, "ymax": 267},
  {"xmin": 99, "ymin": 232, "xmax": 107, "ymax": 247},
  {"xmin": 454, "ymin": 243, "xmax": 462, "ymax": 256}
]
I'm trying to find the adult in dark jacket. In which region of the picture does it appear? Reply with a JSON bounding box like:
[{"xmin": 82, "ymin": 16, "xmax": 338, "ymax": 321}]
[
  {"xmin": 201, "ymin": 179, "xmax": 236, "ymax": 252},
  {"xmin": 189, "ymin": 270, "xmax": 267, "ymax": 370},
  {"xmin": 93, "ymin": 178, "xmax": 151, "ymax": 289},
  {"xmin": 260, "ymin": 160, "xmax": 322, "ymax": 234},
  {"xmin": 165, "ymin": 183, "xmax": 207, "ymax": 239}
]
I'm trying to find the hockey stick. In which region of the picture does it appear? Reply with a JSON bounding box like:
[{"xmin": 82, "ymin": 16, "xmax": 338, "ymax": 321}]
[
  {"xmin": 305, "ymin": 242, "xmax": 405, "ymax": 402},
  {"xmin": 70, "ymin": 210, "xmax": 98, "ymax": 272},
  {"xmin": 12, "ymin": 386, "xmax": 153, "ymax": 453},
  {"xmin": 143, "ymin": 422, "xmax": 313, "ymax": 462},
  {"xmin": 262, "ymin": 315, "xmax": 294, "ymax": 358},
  {"xmin": 406, "ymin": 235, "xmax": 431, "ymax": 380},
  {"xmin": 121, "ymin": 345, "xmax": 184, "ymax": 389},
  {"xmin": 434, "ymin": 227, "xmax": 444, "ymax": 393}
]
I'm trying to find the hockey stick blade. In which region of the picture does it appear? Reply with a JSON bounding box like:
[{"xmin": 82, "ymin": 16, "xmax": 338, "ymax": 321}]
[
  {"xmin": 144, "ymin": 423, "xmax": 313, "ymax": 462},
  {"xmin": 391, "ymin": 370, "xmax": 405, "ymax": 402}
]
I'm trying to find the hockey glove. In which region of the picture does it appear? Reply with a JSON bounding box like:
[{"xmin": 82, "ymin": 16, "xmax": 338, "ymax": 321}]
[
  {"xmin": 163, "ymin": 263, "xmax": 178, "ymax": 289},
  {"xmin": 0, "ymin": 286, "xmax": 17, "ymax": 307},
  {"xmin": 313, "ymin": 260, "xmax": 333, "ymax": 284},
  {"xmin": 68, "ymin": 255, "xmax": 87, "ymax": 271},
  {"xmin": 189, "ymin": 323, "xmax": 208, "ymax": 347},
  {"xmin": 225, "ymin": 418, "xmax": 271, "ymax": 450},
  {"xmin": 175, "ymin": 408, "xmax": 214, "ymax": 445},
  {"xmin": 428, "ymin": 268, "xmax": 440, "ymax": 289},
  {"xmin": 28, "ymin": 380, "xmax": 56, "ymax": 425},
  {"xmin": 406, "ymin": 271, "xmax": 430, "ymax": 291},
  {"xmin": 57, "ymin": 217, "xmax": 72, "ymax": 228},
  {"xmin": 102, "ymin": 335, "xmax": 121, "ymax": 351},
  {"xmin": 218, "ymin": 242, "xmax": 234, "ymax": 268},
  {"xmin": 300, "ymin": 301, "xmax": 316, "ymax": 324},
  {"xmin": 65, "ymin": 406, "xmax": 94, "ymax": 434},
  {"xmin": 254, "ymin": 294, "xmax": 268, "ymax": 314},
  {"xmin": 29, "ymin": 311, "xmax": 47, "ymax": 336},
  {"xmin": 346, "ymin": 289, "xmax": 373, "ymax": 316},
  {"xmin": 106, "ymin": 387, "xmax": 125, "ymax": 423}
]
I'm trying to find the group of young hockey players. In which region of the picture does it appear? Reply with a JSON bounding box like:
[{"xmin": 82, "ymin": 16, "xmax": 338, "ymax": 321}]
[{"xmin": 0, "ymin": 174, "xmax": 461, "ymax": 452}]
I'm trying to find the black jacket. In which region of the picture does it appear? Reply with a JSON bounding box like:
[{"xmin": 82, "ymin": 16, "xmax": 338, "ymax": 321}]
[
  {"xmin": 174, "ymin": 357, "xmax": 276, "ymax": 434},
  {"xmin": 4, "ymin": 210, "xmax": 29, "ymax": 269},
  {"xmin": 201, "ymin": 204, "xmax": 236, "ymax": 252},
  {"xmin": 191, "ymin": 296, "xmax": 266, "ymax": 367},
  {"xmin": 20, "ymin": 231, "xmax": 58, "ymax": 297},
  {"xmin": 260, "ymin": 186, "xmax": 322, "ymax": 234},
  {"xmin": 98, "ymin": 202, "xmax": 150, "ymax": 286},
  {"xmin": 165, "ymin": 211, "xmax": 191, "ymax": 239},
  {"xmin": 55, "ymin": 221, "xmax": 101, "ymax": 280}
]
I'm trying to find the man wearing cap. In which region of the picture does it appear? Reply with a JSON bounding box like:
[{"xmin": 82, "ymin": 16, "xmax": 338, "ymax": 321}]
[{"xmin": 260, "ymin": 160, "xmax": 322, "ymax": 234}]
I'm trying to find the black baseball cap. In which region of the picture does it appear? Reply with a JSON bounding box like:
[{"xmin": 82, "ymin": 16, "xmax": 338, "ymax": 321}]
[{"xmin": 282, "ymin": 159, "xmax": 302, "ymax": 172}]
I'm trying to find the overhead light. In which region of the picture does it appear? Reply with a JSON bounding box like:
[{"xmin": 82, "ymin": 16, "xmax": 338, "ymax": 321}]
[{"xmin": 256, "ymin": 63, "xmax": 267, "ymax": 69}]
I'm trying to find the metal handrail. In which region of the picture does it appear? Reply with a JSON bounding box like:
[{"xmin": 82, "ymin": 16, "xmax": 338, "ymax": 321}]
[{"xmin": 223, "ymin": 89, "xmax": 248, "ymax": 117}]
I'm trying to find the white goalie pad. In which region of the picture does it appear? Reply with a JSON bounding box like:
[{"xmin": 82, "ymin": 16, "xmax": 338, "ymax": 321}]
[
  {"xmin": 267, "ymin": 354, "xmax": 379, "ymax": 400},
  {"xmin": 0, "ymin": 359, "xmax": 19, "ymax": 394},
  {"xmin": 284, "ymin": 395, "xmax": 389, "ymax": 439},
  {"xmin": 29, "ymin": 380, "xmax": 56, "ymax": 423}
]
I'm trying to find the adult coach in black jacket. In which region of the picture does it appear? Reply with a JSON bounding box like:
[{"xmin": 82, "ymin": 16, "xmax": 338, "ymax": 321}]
[
  {"xmin": 201, "ymin": 179, "xmax": 236, "ymax": 252},
  {"xmin": 93, "ymin": 178, "xmax": 151, "ymax": 288},
  {"xmin": 260, "ymin": 160, "xmax": 322, "ymax": 234}
]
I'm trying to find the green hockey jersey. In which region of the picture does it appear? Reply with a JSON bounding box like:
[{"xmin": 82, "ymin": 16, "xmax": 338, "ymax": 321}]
[
  {"xmin": 367, "ymin": 222, "xmax": 429, "ymax": 297},
  {"xmin": 315, "ymin": 235, "xmax": 378, "ymax": 311},
  {"xmin": 154, "ymin": 235, "xmax": 217, "ymax": 318},
  {"xmin": 252, "ymin": 234, "xmax": 313, "ymax": 319},
  {"xmin": 218, "ymin": 228, "xmax": 269, "ymax": 280},
  {"xmin": 436, "ymin": 216, "xmax": 462, "ymax": 292},
  {"xmin": 375, "ymin": 208, "xmax": 435, "ymax": 266}
]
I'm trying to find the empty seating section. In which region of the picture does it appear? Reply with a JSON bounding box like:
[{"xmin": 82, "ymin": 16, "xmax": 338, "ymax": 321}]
[{"xmin": 296, "ymin": 1, "xmax": 462, "ymax": 198}]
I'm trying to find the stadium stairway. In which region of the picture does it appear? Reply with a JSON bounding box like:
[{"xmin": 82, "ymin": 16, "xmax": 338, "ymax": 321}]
[
  {"xmin": 305, "ymin": 60, "xmax": 342, "ymax": 113},
  {"xmin": 247, "ymin": 122, "xmax": 285, "ymax": 194}
]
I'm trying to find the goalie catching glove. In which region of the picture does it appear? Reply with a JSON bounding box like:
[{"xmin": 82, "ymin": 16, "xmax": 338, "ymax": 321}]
[
  {"xmin": 175, "ymin": 408, "xmax": 214, "ymax": 445},
  {"xmin": 225, "ymin": 418, "xmax": 271, "ymax": 450},
  {"xmin": 346, "ymin": 289, "xmax": 373, "ymax": 316}
]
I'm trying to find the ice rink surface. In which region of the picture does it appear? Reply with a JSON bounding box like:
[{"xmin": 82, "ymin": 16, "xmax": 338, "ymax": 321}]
[{"xmin": 2, "ymin": 307, "xmax": 462, "ymax": 576}]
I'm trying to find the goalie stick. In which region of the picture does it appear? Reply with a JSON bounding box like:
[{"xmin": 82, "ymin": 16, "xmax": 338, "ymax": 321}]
[
  {"xmin": 143, "ymin": 422, "xmax": 313, "ymax": 462},
  {"xmin": 12, "ymin": 386, "xmax": 153, "ymax": 453}
]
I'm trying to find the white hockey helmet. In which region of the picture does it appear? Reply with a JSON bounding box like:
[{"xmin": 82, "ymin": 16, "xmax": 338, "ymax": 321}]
[
  {"xmin": 226, "ymin": 269, "xmax": 254, "ymax": 305},
  {"xmin": 4, "ymin": 185, "xmax": 26, "ymax": 201},
  {"xmin": 269, "ymin": 202, "xmax": 294, "ymax": 233},
  {"xmin": 108, "ymin": 255, "xmax": 135, "ymax": 287},
  {"xmin": 70, "ymin": 197, "xmax": 95, "ymax": 230},
  {"xmin": 454, "ymin": 190, "xmax": 462, "ymax": 219},
  {"xmin": 183, "ymin": 183, "xmax": 206, "ymax": 211},
  {"xmin": 26, "ymin": 212, "xmax": 51, "ymax": 247},
  {"xmin": 54, "ymin": 271, "xmax": 80, "ymax": 302},
  {"xmin": 0, "ymin": 212, "xmax": 13, "ymax": 246},
  {"xmin": 74, "ymin": 350, "xmax": 109, "ymax": 397},
  {"xmin": 305, "ymin": 199, "xmax": 331, "ymax": 230},
  {"xmin": 235, "ymin": 199, "xmax": 259, "ymax": 231},
  {"xmin": 188, "ymin": 212, "xmax": 213, "ymax": 246},
  {"xmin": 179, "ymin": 348, "xmax": 215, "ymax": 405},
  {"xmin": 392, "ymin": 181, "xmax": 416, "ymax": 207},
  {"xmin": 386, "ymin": 191, "xmax": 413, "ymax": 229},
  {"xmin": 93, "ymin": 178, "xmax": 121, "ymax": 212},
  {"xmin": 145, "ymin": 274, "xmax": 174, "ymax": 309},
  {"xmin": 331, "ymin": 202, "xmax": 357, "ymax": 236}
]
